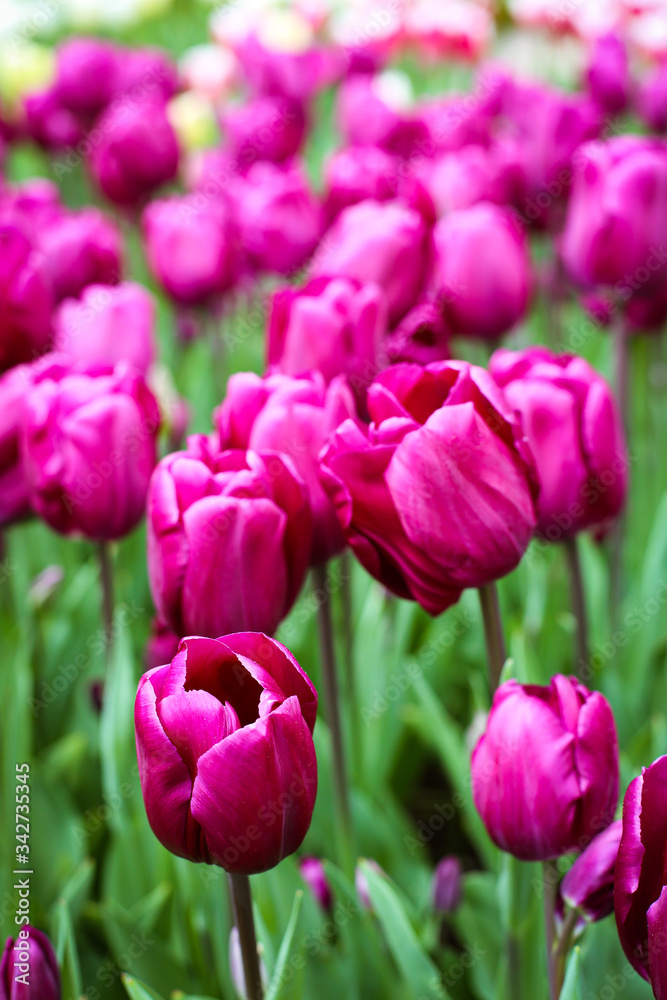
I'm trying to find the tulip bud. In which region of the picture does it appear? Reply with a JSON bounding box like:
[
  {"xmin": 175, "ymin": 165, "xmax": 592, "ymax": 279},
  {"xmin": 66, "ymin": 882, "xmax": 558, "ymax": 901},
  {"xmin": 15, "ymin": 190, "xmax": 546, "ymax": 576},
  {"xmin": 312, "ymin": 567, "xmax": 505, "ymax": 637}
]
[
  {"xmin": 21, "ymin": 359, "xmax": 160, "ymax": 541},
  {"xmin": 38, "ymin": 207, "xmax": 123, "ymax": 303},
  {"xmin": 490, "ymin": 347, "xmax": 628, "ymax": 541},
  {"xmin": 472, "ymin": 675, "xmax": 619, "ymax": 861},
  {"xmin": 0, "ymin": 925, "xmax": 60, "ymax": 1000},
  {"xmin": 585, "ymin": 33, "xmax": 629, "ymax": 116},
  {"xmin": 433, "ymin": 856, "xmax": 462, "ymax": 914},
  {"xmin": 147, "ymin": 436, "xmax": 312, "ymax": 638},
  {"xmin": 320, "ymin": 360, "xmax": 537, "ymax": 614},
  {"xmin": 336, "ymin": 72, "xmax": 428, "ymax": 159},
  {"xmin": 561, "ymin": 819, "xmax": 622, "ymax": 922},
  {"xmin": 355, "ymin": 860, "xmax": 385, "ymax": 910},
  {"xmin": 385, "ymin": 299, "xmax": 450, "ymax": 367},
  {"xmin": 23, "ymin": 89, "xmax": 84, "ymax": 151},
  {"xmin": 323, "ymin": 146, "xmax": 399, "ymax": 222},
  {"xmin": 135, "ymin": 632, "xmax": 318, "ymax": 873},
  {"xmin": 54, "ymin": 37, "xmax": 119, "ymax": 119},
  {"xmin": 224, "ymin": 94, "xmax": 307, "ymax": 165},
  {"xmin": 300, "ymin": 857, "xmax": 332, "ymax": 912},
  {"xmin": 54, "ymin": 282, "xmax": 156, "ymax": 374},
  {"xmin": 0, "ymin": 226, "xmax": 53, "ymax": 374},
  {"xmin": 638, "ymin": 64, "xmax": 667, "ymax": 134}
]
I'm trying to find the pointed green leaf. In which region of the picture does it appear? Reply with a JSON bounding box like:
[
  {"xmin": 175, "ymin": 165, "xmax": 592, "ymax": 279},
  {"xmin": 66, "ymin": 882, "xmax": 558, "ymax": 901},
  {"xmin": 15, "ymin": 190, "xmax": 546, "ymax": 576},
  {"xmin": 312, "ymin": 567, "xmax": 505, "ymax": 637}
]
[
  {"xmin": 122, "ymin": 974, "xmax": 168, "ymax": 1000},
  {"xmin": 560, "ymin": 947, "xmax": 585, "ymax": 1000},
  {"xmin": 264, "ymin": 890, "xmax": 304, "ymax": 1000}
]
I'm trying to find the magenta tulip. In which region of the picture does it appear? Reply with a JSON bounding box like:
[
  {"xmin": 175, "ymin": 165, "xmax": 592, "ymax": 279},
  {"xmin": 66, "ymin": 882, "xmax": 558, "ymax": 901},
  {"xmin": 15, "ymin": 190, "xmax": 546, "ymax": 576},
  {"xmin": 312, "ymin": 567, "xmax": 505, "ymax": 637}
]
[
  {"xmin": 135, "ymin": 632, "xmax": 317, "ymax": 873},
  {"xmin": 21, "ymin": 360, "xmax": 159, "ymax": 540},
  {"xmin": 430, "ymin": 202, "xmax": 531, "ymax": 340},
  {"xmin": 585, "ymin": 34, "xmax": 629, "ymax": 115},
  {"xmin": 638, "ymin": 64, "xmax": 667, "ymax": 134},
  {"xmin": 0, "ymin": 363, "xmax": 43, "ymax": 527},
  {"xmin": 143, "ymin": 194, "xmax": 239, "ymax": 306},
  {"xmin": 336, "ymin": 73, "xmax": 429, "ymax": 158},
  {"xmin": 1, "ymin": 926, "xmax": 60, "ymax": 1000},
  {"xmin": 300, "ymin": 857, "xmax": 332, "ymax": 911},
  {"xmin": 112, "ymin": 47, "xmax": 178, "ymax": 103},
  {"xmin": 490, "ymin": 347, "xmax": 628, "ymax": 541},
  {"xmin": 310, "ymin": 199, "xmax": 430, "ymax": 325},
  {"xmin": 561, "ymin": 819, "xmax": 622, "ymax": 922},
  {"xmin": 319, "ymin": 361, "xmax": 536, "ymax": 614},
  {"xmin": 224, "ymin": 94, "xmax": 307, "ymax": 165},
  {"xmin": 433, "ymin": 856, "xmax": 462, "ymax": 914},
  {"xmin": 54, "ymin": 37, "xmax": 119, "ymax": 118},
  {"xmin": 147, "ymin": 436, "xmax": 312, "ymax": 638},
  {"xmin": 54, "ymin": 282, "xmax": 156, "ymax": 373},
  {"xmin": 0, "ymin": 179, "xmax": 62, "ymax": 236},
  {"xmin": 39, "ymin": 207, "xmax": 123, "ymax": 303},
  {"xmin": 216, "ymin": 371, "xmax": 357, "ymax": 565},
  {"xmin": 267, "ymin": 276, "xmax": 387, "ymax": 397},
  {"xmin": 0, "ymin": 225, "xmax": 53, "ymax": 373},
  {"xmin": 324, "ymin": 146, "xmax": 400, "ymax": 222},
  {"xmin": 23, "ymin": 90, "xmax": 85, "ymax": 150},
  {"xmin": 145, "ymin": 616, "xmax": 181, "ymax": 672},
  {"xmin": 472, "ymin": 675, "xmax": 619, "ymax": 861},
  {"xmin": 385, "ymin": 299, "xmax": 450, "ymax": 367}
]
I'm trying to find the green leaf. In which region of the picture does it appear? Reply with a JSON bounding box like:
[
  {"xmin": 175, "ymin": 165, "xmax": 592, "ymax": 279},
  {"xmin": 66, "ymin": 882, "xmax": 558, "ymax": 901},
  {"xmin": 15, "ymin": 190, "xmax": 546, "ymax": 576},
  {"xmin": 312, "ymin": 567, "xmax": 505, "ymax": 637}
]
[
  {"xmin": 52, "ymin": 897, "xmax": 83, "ymax": 1000},
  {"xmin": 99, "ymin": 620, "xmax": 137, "ymax": 833},
  {"xmin": 122, "ymin": 974, "xmax": 168, "ymax": 1000},
  {"xmin": 560, "ymin": 947, "xmax": 585, "ymax": 1000},
  {"xmin": 359, "ymin": 860, "xmax": 450, "ymax": 1000},
  {"xmin": 264, "ymin": 890, "xmax": 304, "ymax": 1000}
]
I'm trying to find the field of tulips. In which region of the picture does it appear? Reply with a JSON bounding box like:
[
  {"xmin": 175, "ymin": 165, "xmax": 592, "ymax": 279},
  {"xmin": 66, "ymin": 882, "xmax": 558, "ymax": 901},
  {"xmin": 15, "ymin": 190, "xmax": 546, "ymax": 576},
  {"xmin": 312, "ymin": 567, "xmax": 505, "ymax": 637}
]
[{"xmin": 4, "ymin": 0, "xmax": 667, "ymax": 998}]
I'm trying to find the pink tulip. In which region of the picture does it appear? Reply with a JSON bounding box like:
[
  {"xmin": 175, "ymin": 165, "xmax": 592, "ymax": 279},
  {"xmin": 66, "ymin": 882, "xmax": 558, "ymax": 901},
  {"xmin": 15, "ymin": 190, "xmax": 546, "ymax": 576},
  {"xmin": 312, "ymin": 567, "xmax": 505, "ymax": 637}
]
[
  {"xmin": 0, "ymin": 225, "xmax": 53, "ymax": 373},
  {"xmin": 1, "ymin": 926, "xmax": 60, "ymax": 1000},
  {"xmin": 38, "ymin": 207, "xmax": 123, "ymax": 303}
]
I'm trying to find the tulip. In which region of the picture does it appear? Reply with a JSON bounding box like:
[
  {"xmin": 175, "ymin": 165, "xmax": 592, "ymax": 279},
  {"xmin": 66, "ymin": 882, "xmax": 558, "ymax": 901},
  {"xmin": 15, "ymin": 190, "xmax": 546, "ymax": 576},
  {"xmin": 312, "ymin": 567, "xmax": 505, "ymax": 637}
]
[
  {"xmin": 336, "ymin": 72, "xmax": 430, "ymax": 158},
  {"xmin": 420, "ymin": 141, "xmax": 528, "ymax": 217},
  {"xmin": 267, "ymin": 277, "xmax": 387, "ymax": 396},
  {"xmin": 561, "ymin": 137, "xmax": 667, "ymax": 298},
  {"xmin": 21, "ymin": 360, "xmax": 160, "ymax": 541},
  {"xmin": 300, "ymin": 857, "xmax": 333, "ymax": 911},
  {"xmin": 23, "ymin": 89, "xmax": 84, "ymax": 150},
  {"xmin": 471, "ymin": 675, "xmax": 619, "ymax": 861},
  {"xmin": 384, "ymin": 299, "xmax": 450, "ymax": 367},
  {"xmin": 112, "ymin": 47, "xmax": 178, "ymax": 103},
  {"xmin": 231, "ymin": 25, "xmax": 329, "ymax": 102},
  {"xmin": 1, "ymin": 926, "xmax": 60, "ymax": 1000},
  {"xmin": 355, "ymin": 859, "xmax": 386, "ymax": 910},
  {"xmin": 224, "ymin": 94, "xmax": 307, "ymax": 165},
  {"xmin": 54, "ymin": 282, "xmax": 156, "ymax": 373},
  {"xmin": 54, "ymin": 37, "xmax": 119, "ymax": 119},
  {"xmin": 319, "ymin": 360, "xmax": 537, "ymax": 614},
  {"xmin": 323, "ymin": 146, "xmax": 400, "ymax": 222},
  {"xmin": 135, "ymin": 632, "xmax": 318, "ymax": 874},
  {"xmin": 216, "ymin": 371, "xmax": 357, "ymax": 565},
  {"xmin": 38, "ymin": 207, "xmax": 123, "ymax": 303},
  {"xmin": 0, "ymin": 363, "xmax": 40, "ymax": 527},
  {"xmin": 0, "ymin": 179, "xmax": 62, "ymax": 235},
  {"xmin": 230, "ymin": 161, "xmax": 322, "ymax": 276},
  {"xmin": 638, "ymin": 64, "xmax": 667, "ymax": 134},
  {"xmin": 615, "ymin": 754, "xmax": 667, "ymax": 993},
  {"xmin": 0, "ymin": 225, "xmax": 53, "ymax": 373},
  {"xmin": 89, "ymin": 97, "xmax": 180, "ymax": 207},
  {"xmin": 142, "ymin": 194, "xmax": 239, "ymax": 307},
  {"xmin": 561, "ymin": 819, "xmax": 622, "ymax": 922},
  {"xmin": 144, "ymin": 616, "xmax": 181, "ymax": 672},
  {"xmin": 147, "ymin": 436, "xmax": 312, "ymax": 638},
  {"xmin": 430, "ymin": 202, "xmax": 531, "ymax": 340},
  {"xmin": 433, "ymin": 856, "xmax": 463, "ymax": 914},
  {"xmin": 490, "ymin": 347, "xmax": 628, "ymax": 541},
  {"xmin": 310, "ymin": 199, "xmax": 430, "ymax": 326},
  {"xmin": 585, "ymin": 33, "xmax": 629, "ymax": 116}
]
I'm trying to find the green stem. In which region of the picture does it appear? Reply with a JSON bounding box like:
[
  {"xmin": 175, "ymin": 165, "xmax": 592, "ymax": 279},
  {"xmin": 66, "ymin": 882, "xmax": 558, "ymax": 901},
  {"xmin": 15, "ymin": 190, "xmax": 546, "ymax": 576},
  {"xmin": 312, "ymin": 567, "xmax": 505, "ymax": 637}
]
[
  {"xmin": 563, "ymin": 537, "xmax": 589, "ymax": 669},
  {"xmin": 478, "ymin": 583, "xmax": 506, "ymax": 695},
  {"xmin": 98, "ymin": 543, "xmax": 114, "ymax": 662},
  {"xmin": 553, "ymin": 906, "xmax": 579, "ymax": 993},
  {"xmin": 228, "ymin": 873, "xmax": 263, "ymax": 1000},
  {"xmin": 543, "ymin": 860, "xmax": 559, "ymax": 1000}
]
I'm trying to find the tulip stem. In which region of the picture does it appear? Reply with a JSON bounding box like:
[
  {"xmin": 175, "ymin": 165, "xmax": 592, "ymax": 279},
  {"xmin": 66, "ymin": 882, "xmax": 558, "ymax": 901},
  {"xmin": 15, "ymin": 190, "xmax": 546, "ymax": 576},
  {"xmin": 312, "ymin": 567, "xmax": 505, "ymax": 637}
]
[
  {"xmin": 314, "ymin": 564, "xmax": 353, "ymax": 874},
  {"xmin": 563, "ymin": 537, "xmax": 589, "ymax": 668},
  {"xmin": 553, "ymin": 906, "xmax": 579, "ymax": 993},
  {"xmin": 98, "ymin": 542, "xmax": 114, "ymax": 661},
  {"xmin": 543, "ymin": 860, "xmax": 559, "ymax": 1000},
  {"xmin": 340, "ymin": 551, "xmax": 358, "ymax": 767},
  {"xmin": 478, "ymin": 583, "xmax": 506, "ymax": 694},
  {"xmin": 228, "ymin": 873, "xmax": 263, "ymax": 1000}
]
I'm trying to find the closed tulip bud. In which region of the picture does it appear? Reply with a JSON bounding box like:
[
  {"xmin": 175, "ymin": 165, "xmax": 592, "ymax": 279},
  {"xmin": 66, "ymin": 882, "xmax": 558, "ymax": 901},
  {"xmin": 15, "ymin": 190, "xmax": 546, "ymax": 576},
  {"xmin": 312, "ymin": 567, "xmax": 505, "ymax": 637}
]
[
  {"xmin": 135, "ymin": 632, "xmax": 318, "ymax": 873},
  {"xmin": 561, "ymin": 819, "xmax": 622, "ymax": 922},
  {"xmin": 472, "ymin": 675, "xmax": 619, "ymax": 861},
  {"xmin": 113, "ymin": 48, "xmax": 178, "ymax": 104},
  {"xmin": 385, "ymin": 299, "xmax": 450, "ymax": 367},
  {"xmin": 216, "ymin": 371, "xmax": 357, "ymax": 565},
  {"xmin": 142, "ymin": 195, "xmax": 239, "ymax": 307},
  {"xmin": 310, "ymin": 199, "xmax": 430, "ymax": 326},
  {"xmin": 615, "ymin": 755, "xmax": 667, "ymax": 993},
  {"xmin": 1, "ymin": 925, "xmax": 60, "ymax": 1000},
  {"xmin": 319, "ymin": 361, "xmax": 536, "ymax": 614},
  {"xmin": 300, "ymin": 856, "xmax": 333, "ymax": 912},
  {"xmin": 21, "ymin": 360, "xmax": 160, "ymax": 541},
  {"xmin": 561, "ymin": 137, "xmax": 667, "ymax": 297},
  {"xmin": 230, "ymin": 162, "xmax": 322, "ymax": 276},
  {"xmin": 0, "ymin": 179, "xmax": 62, "ymax": 235},
  {"xmin": 490, "ymin": 347, "xmax": 628, "ymax": 541},
  {"xmin": 224, "ymin": 94, "xmax": 307, "ymax": 165},
  {"xmin": 336, "ymin": 72, "xmax": 429, "ymax": 158},
  {"xmin": 0, "ymin": 226, "xmax": 53, "ymax": 373},
  {"xmin": 89, "ymin": 97, "xmax": 180, "ymax": 207},
  {"xmin": 54, "ymin": 282, "xmax": 156, "ymax": 374},
  {"xmin": 0, "ymin": 363, "xmax": 38, "ymax": 527},
  {"xmin": 433, "ymin": 856, "xmax": 463, "ymax": 914},
  {"xmin": 324, "ymin": 146, "xmax": 399, "ymax": 222},
  {"xmin": 38, "ymin": 207, "xmax": 123, "ymax": 303},
  {"xmin": 638, "ymin": 64, "xmax": 667, "ymax": 134},
  {"xmin": 54, "ymin": 37, "xmax": 118, "ymax": 119},
  {"xmin": 23, "ymin": 89, "xmax": 84, "ymax": 150},
  {"xmin": 585, "ymin": 34, "xmax": 629, "ymax": 116},
  {"xmin": 147, "ymin": 436, "xmax": 312, "ymax": 638},
  {"xmin": 430, "ymin": 203, "xmax": 531, "ymax": 340},
  {"xmin": 355, "ymin": 859, "xmax": 385, "ymax": 910},
  {"xmin": 268, "ymin": 277, "xmax": 387, "ymax": 397}
]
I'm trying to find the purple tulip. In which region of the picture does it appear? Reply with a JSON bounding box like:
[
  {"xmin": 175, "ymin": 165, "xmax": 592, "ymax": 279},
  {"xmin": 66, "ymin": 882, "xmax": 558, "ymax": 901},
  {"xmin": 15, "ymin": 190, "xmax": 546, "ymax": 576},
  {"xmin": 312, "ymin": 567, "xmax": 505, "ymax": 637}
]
[
  {"xmin": 585, "ymin": 33, "xmax": 630, "ymax": 116},
  {"xmin": 472, "ymin": 675, "xmax": 619, "ymax": 861},
  {"xmin": 233, "ymin": 31, "xmax": 330, "ymax": 102},
  {"xmin": 89, "ymin": 97, "xmax": 180, "ymax": 207},
  {"xmin": 23, "ymin": 90, "xmax": 85, "ymax": 150},
  {"xmin": 300, "ymin": 857, "xmax": 333, "ymax": 912},
  {"xmin": 561, "ymin": 819, "xmax": 622, "ymax": 922},
  {"xmin": 54, "ymin": 282, "xmax": 156, "ymax": 373},
  {"xmin": 144, "ymin": 616, "xmax": 181, "ymax": 672},
  {"xmin": 490, "ymin": 347, "xmax": 628, "ymax": 541},
  {"xmin": 21, "ymin": 359, "xmax": 160, "ymax": 540},
  {"xmin": 224, "ymin": 94, "xmax": 307, "ymax": 165},
  {"xmin": 355, "ymin": 860, "xmax": 386, "ymax": 910},
  {"xmin": 112, "ymin": 47, "xmax": 178, "ymax": 103},
  {"xmin": 319, "ymin": 361, "xmax": 536, "ymax": 614},
  {"xmin": 216, "ymin": 371, "xmax": 357, "ymax": 565},
  {"xmin": 143, "ymin": 194, "xmax": 239, "ymax": 307},
  {"xmin": 310, "ymin": 199, "xmax": 430, "ymax": 326},
  {"xmin": 430, "ymin": 202, "xmax": 531, "ymax": 340},
  {"xmin": 385, "ymin": 299, "xmax": 450, "ymax": 367},
  {"xmin": 638, "ymin": 64, "xmax": 667, "ymax": 133},
  {"xmin": 0, "ymin": 225, "xmax": 53, "ymax": 373},
  {"xmin": 147, "ymin": 436, "xmax": 312, "ymax": 638},
  {"xmin": 336, "ymin": 73, "xmax": 430, "ymax": 158},
  {"xmin": 0, "ymin": 180, "xmax": 62, "ymax": 235},
  {"xmin": 615, "ymin": 754, "xmax": 667, "ymax": 993},
  {"xmin": 54, "ymin": 37, "xmax": 119, "ymax": 119},
  {"xmin": 433, "ymin": 856, "xmax": 463, "ymax": 914},
  {"xmin": 323, "ymin": 146, "xmax": 400, "ymax": 222},
  {"xmin": 229, "ymin": 161, "xmax": 322, "ymax": 276},
  {"xmin": 38, "ymin": 207, "xmax": 123, "ymax": 303},
  {"xmin": 0, "ymin": 364, "xmax": 39, "ymax": 527},
  {"xmin": 135, "ymin": 632, "xmax": 318, "ymax": 873},
  {"xmin": 561, "ymin": 137, "xmax": 667, "ymax": 298},
  {"xmin": 0, "ymin": 925, "xmax": 60, "ymax": 1000},
  {"xmin": 420, "ymin": 141, "xmax": 528, "ymax": 217},
  {"xmin": 267, "ymin": 276, "xmax": 387, "ymax": 398}
]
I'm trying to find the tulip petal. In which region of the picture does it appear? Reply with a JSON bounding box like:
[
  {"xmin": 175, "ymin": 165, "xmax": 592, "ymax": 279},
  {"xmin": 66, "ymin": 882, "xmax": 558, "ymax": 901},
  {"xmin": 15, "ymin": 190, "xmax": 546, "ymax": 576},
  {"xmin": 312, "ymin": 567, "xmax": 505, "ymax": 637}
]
[
  {"xmin": 648, "ymin": 886, "xmax": 667, "ymax": 999},
  {"xmin": 158, "ymin": 688, "xmax": 240, "ymax": 776}
]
